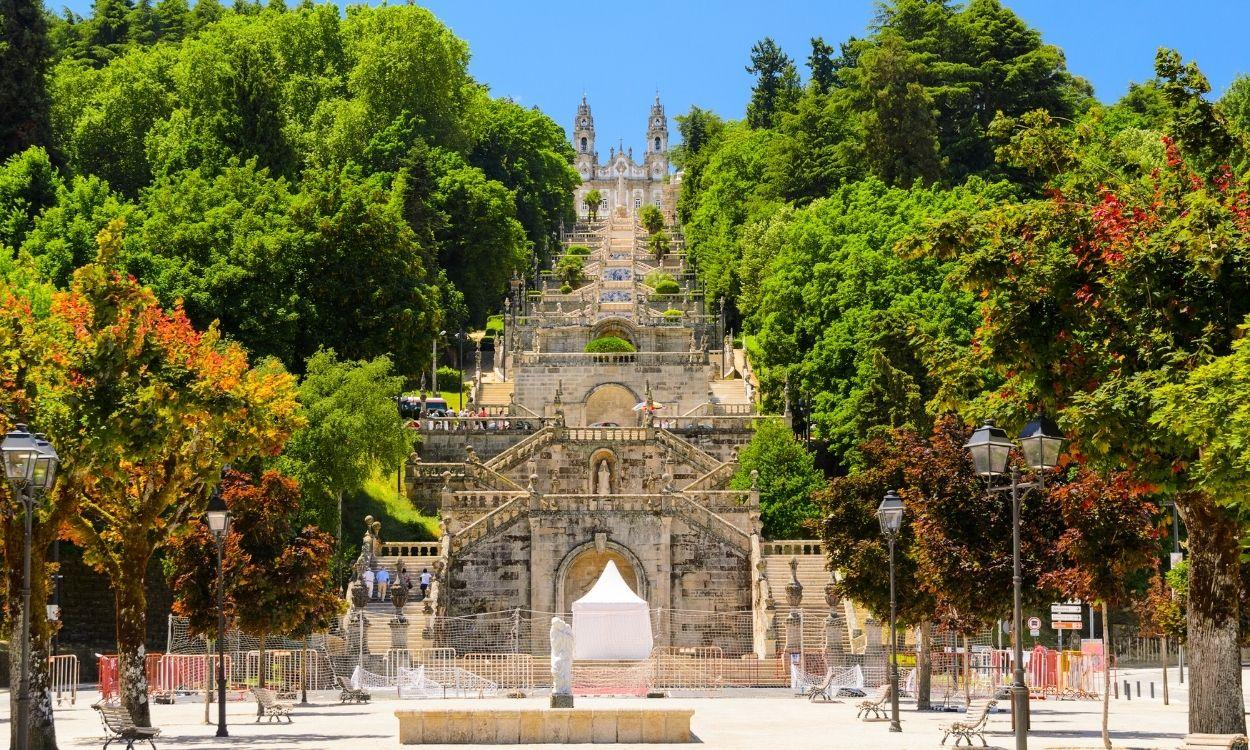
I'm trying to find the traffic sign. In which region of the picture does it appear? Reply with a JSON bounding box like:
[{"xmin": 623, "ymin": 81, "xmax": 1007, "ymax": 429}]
[
  {"xmin": 1052, "ymin": 621, "xmax": 1083, "ymax": 631},
  {"xmin": 1050, "ymin": 603, "xmax": 1083, "ymax": 614},
  {"xmin": 1050, "ymin": 613, "xmax": 1083, "ymax": 622},
  {"xmin": 1027, "ymin": 616, "xmax": 1041, "ymax": 630}
]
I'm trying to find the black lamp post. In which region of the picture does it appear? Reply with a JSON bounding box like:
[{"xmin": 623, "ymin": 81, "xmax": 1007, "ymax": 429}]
[
  {"xmin": 205, "ymin": 488, "xmax": 232, "ymax": 738},
  {"xmin": 877, "ymin": 489, "xmax": 905, "ymax": 733},
  {"xmin": 457, "ymin": 329, "xmax": 465, "ymax": 409},
  {"xmin": 1, "ymin": 425, "xmax": 59, "ymax": 750},
  {"xmin": 964, "ymin": 417, "xmax": 1065, "ymax": 750}
]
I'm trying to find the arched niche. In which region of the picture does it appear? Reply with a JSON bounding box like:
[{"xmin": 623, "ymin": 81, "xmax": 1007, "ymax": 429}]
[
  {"xmin": 555, "ymin": 539, "xmax": 648, "ymax": 613},
  {"xmin": 590, "ymin": 317, "xmax": 637, "ymax": 348},
  {"xmin": 582, "ymin": 382, "xmax": 638, "ymax": 427},
  {"xmin": 588, "ymin": 448, "xmax": 618, "ymax": 494}
]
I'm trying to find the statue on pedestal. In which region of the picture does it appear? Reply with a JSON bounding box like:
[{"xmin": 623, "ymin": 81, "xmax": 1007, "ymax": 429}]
[{"xmin": 549, "ymin": 617, "xmax": 575, "ymax": 708}]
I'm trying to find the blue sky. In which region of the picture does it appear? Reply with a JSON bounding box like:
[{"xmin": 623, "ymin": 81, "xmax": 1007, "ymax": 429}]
[
  {"xmin": 421, "ymin": 0, "xmax": 1250, "ymax": 150},
  {"xmin": 56, "ymin": 0, "xmax": 1250, "ymax": 150}
]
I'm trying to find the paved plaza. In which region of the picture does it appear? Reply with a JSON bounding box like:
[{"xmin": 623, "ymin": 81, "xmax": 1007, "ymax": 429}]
[{"xmin": 0, "ymin": 667, "xmax": 1204, "ymax": 750}]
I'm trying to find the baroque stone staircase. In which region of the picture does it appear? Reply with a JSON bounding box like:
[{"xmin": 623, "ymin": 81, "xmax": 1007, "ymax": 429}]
[
  {"xmin": 477, "ymin": 381, "xmax": 513, "ymax": 406},
  {"xmin": 760, "ymin": 541, "xmax": 874, "ymax": 643}
]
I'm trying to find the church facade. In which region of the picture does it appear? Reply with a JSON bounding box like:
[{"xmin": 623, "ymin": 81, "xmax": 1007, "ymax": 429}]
[{"xmin": 572, "ymin": 95, "xmax": 678, "ymax": 220}]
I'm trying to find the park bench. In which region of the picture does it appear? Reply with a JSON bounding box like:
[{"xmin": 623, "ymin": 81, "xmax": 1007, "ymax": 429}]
[
  {"xmin": 338, "ymin": 676, "xmax": 371, "ymax": 704},
  {"xmin": 856, "ymin": 683, "xmax": 893, "ymax": 719},
  {"xmin": 251, "ymin": 686, "xmax": 294, "ymax": 723},
  {"xmin": 93, "ymin": 702, "xmax": 160, "ymax": 750},
  {"xmin": 1182, "ymin": 735, "xmax": 1249, "ymax": 750},
  {"xmin": 939, "ymin": 699, "xmax": 997, "ymax": 747}
]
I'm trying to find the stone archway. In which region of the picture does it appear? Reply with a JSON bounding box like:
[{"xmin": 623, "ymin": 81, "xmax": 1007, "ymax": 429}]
[
  {"xmin": 556, "ymin": 540, "xmax": 647, "ymax": 613},
  {"xmin": 588, "ymin": 448, "xmax": 618, "ymax": 495},
  {"xmin": 582, "ymin": 383, "xmax": 637, "ymax": 427}
]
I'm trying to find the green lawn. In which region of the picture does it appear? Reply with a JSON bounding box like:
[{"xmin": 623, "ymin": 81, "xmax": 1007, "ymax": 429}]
[{"xmin": 342, "ymin": 470, "xmax": 441, "ymax": 542}]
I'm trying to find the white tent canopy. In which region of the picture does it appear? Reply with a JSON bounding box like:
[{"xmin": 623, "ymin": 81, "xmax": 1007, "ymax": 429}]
[{"xmin": 571, "ymin": 561, "xmax": 654, "ymax": 660}]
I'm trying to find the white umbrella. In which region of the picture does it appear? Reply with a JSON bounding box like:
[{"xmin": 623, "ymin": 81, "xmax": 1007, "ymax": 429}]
[{"xmin": 633, "ymin": 402, "xmax": 665, "ymax": 411}]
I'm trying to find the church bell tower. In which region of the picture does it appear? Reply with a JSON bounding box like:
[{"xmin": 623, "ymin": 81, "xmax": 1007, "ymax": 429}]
[
  {"xmin": 645, "ymin": 93, "xmax": 669, "ymax": 179},
  {"xmin": 574, "ymin": 95, "xmax": 596, "ymax": 180}
]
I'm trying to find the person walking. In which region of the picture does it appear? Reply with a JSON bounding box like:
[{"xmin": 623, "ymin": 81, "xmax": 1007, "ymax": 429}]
[
  {"xmin": 419, "ymin": 568, "xmax": 432, "ymax": 600},
  {"xmin": 376, "ymin": 566, "xmax": 391, "ymax": 601},
  {"xmin": 362, "ymin": 566, "xmax": 375, "ymax": 600}
]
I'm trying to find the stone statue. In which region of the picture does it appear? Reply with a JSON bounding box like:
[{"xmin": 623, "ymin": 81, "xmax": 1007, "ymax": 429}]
[
  {"xmin": 596, "ymin": 460, "xmax": 611, "ymax": 496},
  {"xmin": 360, "ymin": 517, "xmax": 377, "ymax": 567},
  {"xmin": 371, "ymin": 521, "xmax": 383, "ymax": 558},
  {"xmin": 549, "ymin": 617, "xmax": 574, "ymax": 707}
]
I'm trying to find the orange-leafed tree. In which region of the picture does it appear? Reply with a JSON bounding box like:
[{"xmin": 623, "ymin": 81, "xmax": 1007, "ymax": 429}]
[
  {"xmin": 167, "ymin": 469, "xmax": 342, "ymax": 686},
  {"xmin": 57, "ymin": 220, "xmax": 302, "ymax": 725}
]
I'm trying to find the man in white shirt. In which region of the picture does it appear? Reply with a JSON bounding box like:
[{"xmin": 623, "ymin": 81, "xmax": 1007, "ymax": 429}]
[{"xmin": 362, "ymin": 567, "xmax": 375, "ymax": 600}]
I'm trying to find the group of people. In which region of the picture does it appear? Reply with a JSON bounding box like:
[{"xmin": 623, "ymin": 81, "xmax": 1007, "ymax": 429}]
[
  {"xmin": 411, "ymin": 409, "xmax": 529, "ymax": 432},
  {"xmin": 362, "ymin": 564, "xmax": 433, "ymax": 602}
]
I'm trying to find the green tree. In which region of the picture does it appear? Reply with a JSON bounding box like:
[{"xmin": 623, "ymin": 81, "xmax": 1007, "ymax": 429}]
[
  {"xmin": 731, "ymin": 418, "xmax": 822, "ymax": 538},
  {"xmin": 21, "ymin": 172, "xmax": 134, "ymax": 285},
  {"xmin": 806, "ymin": 36, "xmax": 836, "ymax": 94},
  {"xmin": 152, "ymin": 0, "xmax": 189, "ymax": 42},
  {"xmin": 584, "ymin": 188, "xmax": 601, "ymax": 221},
  {"xmin": 638, "ymin": 203, "xmax": 664, "ymax": 235},
  {"xmin": 0, "ymin": 147, "xmax": 61, "ymax": 250},
  {"xmin": 855, "ymin": 32, "xmax": 940, "ymax": 187},
  {"xmin": 0, "ymin": 0, "xmax": 53, "ymax": 159},
  {"xmin": 745, "ymin": 37, "xmax": 800, "ymax": 130},
  {"xmin": 82, "ymin": 0, "xmax": 133, "ymax": 65},
  {"xmin": 281, "ymin": 349, "xmax": 414, "ymax": 550}
]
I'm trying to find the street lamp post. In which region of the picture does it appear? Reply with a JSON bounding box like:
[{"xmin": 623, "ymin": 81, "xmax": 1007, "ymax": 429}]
[
  {"xmin": 877, "ymin": 489, "xmax": 905, "ymax": 733},
  {"xmin": 205, "ymin": 488, "xmax": 232, "ymax": 738},
  {"xmin": 432, "ymin": 330, "xmax": 446, "ymax": 401},
  {"xmin": 457, "ymin": 329, "xmax": 465, "ymax": 409},
  {"xmin": 964, "ymin": 417, "xmax": 1065, "ymax": 750},
  {"xmin": 1, "ymin": 424, "xmax": 60, "ymax": 750}
]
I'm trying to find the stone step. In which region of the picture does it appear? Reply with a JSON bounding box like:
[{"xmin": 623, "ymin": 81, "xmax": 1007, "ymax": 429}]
[
  {"xmin": 478, "ymin": 381, "xmax": 513, "ymax": 406},
  {"xmin": 710, "ymin": 380, "xmax": 749, "ymax": 404}
]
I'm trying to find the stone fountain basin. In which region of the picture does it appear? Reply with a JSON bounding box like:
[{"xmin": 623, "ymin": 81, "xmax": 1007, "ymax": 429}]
[{"xmin": 396, "ymin": 705, "xmax": 694, "ymax": 744}]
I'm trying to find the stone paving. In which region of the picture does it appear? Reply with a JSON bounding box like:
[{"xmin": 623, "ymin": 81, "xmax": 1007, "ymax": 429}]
[{"xmin": 0, "ymin": 670, "xmax": 1197, "ymax": 750}]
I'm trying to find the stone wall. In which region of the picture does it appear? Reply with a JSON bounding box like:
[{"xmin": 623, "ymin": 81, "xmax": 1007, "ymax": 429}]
[{"xmin": 514, "ymin": 361, "xmax": 715, "ymax": 424}]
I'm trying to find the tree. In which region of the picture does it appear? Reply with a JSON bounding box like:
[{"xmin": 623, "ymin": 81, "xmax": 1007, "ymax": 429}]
[
  {"xmin": 81, "ymin": 0, "xmax": 133, "ymax": 66},
  {"xmin": 646, "ymin": 229, "xmax": 670, "ymax": 261},
  {"xmin": 855, "ymin": 32, "xmax": 941, "ymax": 187},
  {"xmin": 166, "ymin": 469, "xmax": 341, "ymax": 685},
  {"xmin": 0, "ymin": 0, "xmax": 53, "ymax": 159},
  {"xmin": 638, "ymin": 203, "xmax": 664, "ymax": 235},
  {"xmin": 1039, "ymin": 470, "xmax": 1162, "ymax": 748},
  {"xmin": 0, "ymin": 147, "xmax": 61, "ymax": 251},
  {"xmin": 731, "ymin": 418, "xmax": 822, "ymax": 539},
  {"xmin": 806, "ymin": 36, "xmax": 836, "ymax": 94},
  {"xmin": 584, "ymin": 188, "xmax": 601, "ymax": 221},
  {"xmin": 745, "ymin": 38, "xmax": 800, "ymax": 130},
  {"xmin": 555, "ymin": 253, "xmax": 585, "ymax": 290},
  {"xmin": 815, "ymin": 426, "xmax": 940, "ymax": 707},
  {"xmin": 0, "ymin": 258, "xmax": 70, "ymax": 750},
  {"xmin": 280, "ymin": 349, "xmax": 413, "ymax": 559},
  {"xmin": 152, "ymin": 0, "xmax": 189, "ymax": 42},
  {"xmin": 59, "ymin": 220, "xmax": 301, "ymax": 725},
  {"xmin": 929, "ymin": 50, "xmax": 1250, "ymax": 733}
]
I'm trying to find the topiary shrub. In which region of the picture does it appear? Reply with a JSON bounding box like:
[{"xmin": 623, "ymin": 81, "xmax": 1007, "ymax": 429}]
[
  {"xmin": 663, "ymin": 308, "xmax": 683, "ymax": 320},
  {"xmin": 560, "ymin": 283, "xmax": 572, "ymax": 294},
  {"xmin": 486, "ymin": 315, "xmax": 504, "ymax": 335},
  {"xmin": 436, "ymin": 365, "xmax": 464, "ymax": 392},
  {"xmin": 584, "ymin": 336, "xmax": 636, "ymax": 353},
  {"xmin": 644, "ymin": 270, "xmax": 674, "ymax": 288},
  {"xmin": 653, "ymin": 279, "xmax": 680, "ymax": 295},
  {"xmin": 567, "ymin": 244, "xmax": 592, "ymax": 256}
]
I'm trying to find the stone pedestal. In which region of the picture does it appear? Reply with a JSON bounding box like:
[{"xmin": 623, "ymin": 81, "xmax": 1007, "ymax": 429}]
[
  {"xmin": 390, "ymin": 621, "xmax": 410, "ymax": 650},
  {"xmin": 550, "ymin": 694, "xmax": 574, "ymax": 709}
]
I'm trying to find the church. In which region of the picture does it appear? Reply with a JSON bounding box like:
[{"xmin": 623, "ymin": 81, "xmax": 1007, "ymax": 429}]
[{"xmin": 572, "ymin": 95, "xmax": 678, "ymax": 220}]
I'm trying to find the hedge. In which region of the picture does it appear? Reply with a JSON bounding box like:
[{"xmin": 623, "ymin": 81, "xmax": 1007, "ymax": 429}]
[{"xmin": 584, "ymin": 336, "xmax": 636, "ymax": 353}]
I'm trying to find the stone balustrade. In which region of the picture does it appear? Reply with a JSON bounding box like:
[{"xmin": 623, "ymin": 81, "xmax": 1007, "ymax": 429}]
[
  {"xmin": 444, "ymin": 491, "xmax": 529, "ymax": 511},
  {"xmin": 760, "ymin": 540, "xmax": 825, "ymax": 556},
  {"xmin": 562, "ymin": 427, "xmax": 650, "ymax": 442},
  {"xmin": 379, "ymin": 542, "xmax": 441, "ymax": 558},
  {"xmin": 513, "ymin": 351, "xmax": 707, "ymax": 366}
]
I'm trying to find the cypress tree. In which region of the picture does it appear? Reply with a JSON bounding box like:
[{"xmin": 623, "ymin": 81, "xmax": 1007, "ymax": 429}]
[{"xmin": 0, "ymin": 0, "xmax": 53, "ymax": 159}]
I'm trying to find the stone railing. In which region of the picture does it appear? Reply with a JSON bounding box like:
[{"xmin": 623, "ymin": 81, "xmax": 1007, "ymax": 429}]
[
  {"xmin": 467, "ymin": 462, "xmax": 524, "ymax": 491},
  {"xmin": 410, "ymin": 417, "xmax": 543, "ymax": 433},
  {"xmin": 483, "ymin": 426, "xmax": 557, "ymax": 473},
  {"xmin": 661, "ymin": 415, "xmax": 766, "ymax": 432},
  {"xmin": 673, "ymin": 493, "xmax": 752, "ymax": 546},
  {"xmin": 449, "ymin": 494, "xmax": 529, "ymax": 555},
  {"xmin": 512, "ymin": 351, "xmax": 707, "ymax": 367},
  {"xmin": 681, "ymin": 462, "xmax": 738, "ymax": 492},
  {"xmin": 379, "ymin": 541, "xmax": 441, "ymax": 558},
  {"xmin": 443, "ymin": 490, "xmax": 528, "ymax": 513},
  {"xmin": 531, "ymin": 493, "xmax": 672, "ymax": 514},
  {"xmin": 761, "ymin": 540, "xmax": 825, "ymax": 557},
  {"xmin": 654, "ymin": 428, "xmax": 721, "ymax": 473},
  {"xmin": 410, "ymin": 462, "xmax": 467, "ymax": 481},
  {"xmin": 563, "ymin": 426, "xmax": 649, "ymax": 443}
]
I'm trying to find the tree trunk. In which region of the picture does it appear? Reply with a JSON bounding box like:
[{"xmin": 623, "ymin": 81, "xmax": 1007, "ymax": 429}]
[
  {"xmin": 115, "ymin": 560, "xmax": 152, "ymax": 727},
  {"xmin": 258, "ymin": 633, "xmax": 267, "ymax": 688},
  {"xmin": 1101, "ymin": 602, "xmax": 1111, "ymax": 750},
  {"xmin": 917, "ymin": 623, "xmax": 932, "ymax": 711},
  {"xmin": 963, "ymin": 635, "xmax": 971, "ymax": 706},
  {"xmin": 1161, "ymin": 636, "xmax": 1169, "ymax": 706},
  {"xmin": 1180, "ymin": 492, "xmax": 1246, "ymax": 734}
]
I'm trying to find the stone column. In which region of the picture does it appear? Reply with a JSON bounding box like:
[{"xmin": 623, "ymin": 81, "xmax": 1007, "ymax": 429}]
[
  {"xmin": 785, "ymin": 557, "xmax": 804, "ymax": 689},
  {"xmin": 824, "ymin": 577, "xmax": 845, "ymax": 658}
]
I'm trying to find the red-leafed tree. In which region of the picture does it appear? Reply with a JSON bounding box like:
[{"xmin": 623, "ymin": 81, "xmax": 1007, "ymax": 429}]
[
  {"xmin": 167, "ymin": 469, "xmax": 342, "ymax": 686},
  {"xmin": 921, "ymin": 49, "xmax": 1250, "ymax": 733},
  {"xmin": 1040, "ymin": 469, "xmax": 1162, "ymax": 748}
]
